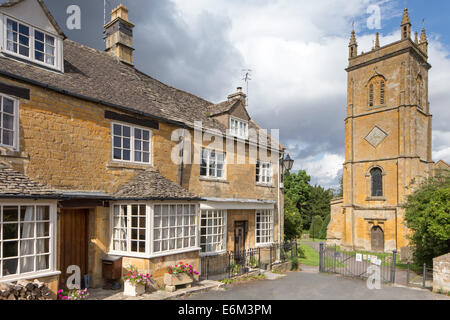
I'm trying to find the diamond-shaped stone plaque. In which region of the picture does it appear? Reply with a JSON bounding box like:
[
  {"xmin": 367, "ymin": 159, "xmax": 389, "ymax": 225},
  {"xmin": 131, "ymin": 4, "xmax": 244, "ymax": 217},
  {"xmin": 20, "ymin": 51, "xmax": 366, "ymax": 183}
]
[{"xmin": 365, "ymin": 126, "xmax": 387, "ymax": 148}]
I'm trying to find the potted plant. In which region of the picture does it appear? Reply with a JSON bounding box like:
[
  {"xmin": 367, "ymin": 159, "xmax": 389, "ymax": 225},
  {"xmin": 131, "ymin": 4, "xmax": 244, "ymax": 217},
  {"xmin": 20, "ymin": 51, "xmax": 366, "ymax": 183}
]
[
  {"xmin": 164, "ymin": 262, "xmax": 199, "ymax": 292},
  {"xmin": 122, "ymin": 265, "xmax": 152, "ymax": 297}
]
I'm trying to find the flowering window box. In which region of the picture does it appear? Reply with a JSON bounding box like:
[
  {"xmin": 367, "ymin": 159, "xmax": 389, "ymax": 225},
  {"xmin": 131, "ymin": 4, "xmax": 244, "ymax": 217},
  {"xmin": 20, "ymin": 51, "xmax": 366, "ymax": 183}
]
[
  {"xmin": 164, "ymin": 262, "xmax": 199, "ymax": 292},
  {"xmin": 164, "ymin": 272, "xmax": 194, "ymax": 292}
]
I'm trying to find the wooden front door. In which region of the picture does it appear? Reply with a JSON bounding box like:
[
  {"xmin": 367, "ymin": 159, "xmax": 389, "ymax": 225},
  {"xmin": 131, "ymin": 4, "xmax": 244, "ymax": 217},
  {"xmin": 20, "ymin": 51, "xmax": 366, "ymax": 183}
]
[
  {"xmin": 234, "ymin": 221, "xmax": 248, "ymax": 259},
  {"xmin": 371, "ymin": 226, "xmax": 384, "ymax": 252},
  {"xmin": 60, "ymin": 209, "xmax": 89, "ymax": 288}
]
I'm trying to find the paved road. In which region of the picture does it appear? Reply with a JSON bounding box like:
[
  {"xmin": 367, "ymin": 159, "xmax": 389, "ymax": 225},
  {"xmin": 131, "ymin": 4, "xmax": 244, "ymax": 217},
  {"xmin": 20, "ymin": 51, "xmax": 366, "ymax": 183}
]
[{"xmin": 179, "ymin": 271, "xmax": 449, "ymax": 300}]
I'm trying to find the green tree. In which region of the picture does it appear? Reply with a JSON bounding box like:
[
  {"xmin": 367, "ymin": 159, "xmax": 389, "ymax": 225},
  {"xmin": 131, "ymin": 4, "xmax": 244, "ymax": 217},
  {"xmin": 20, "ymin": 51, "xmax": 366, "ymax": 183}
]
[
  {"xmin": 283, "ymin": 170, "xmax": 311, "ymax": 240},
  {"xmin": 309, "ymin": 215, "xmax": 323, "ymax": 240},
  {"xmin": 319, "ymin": 214, "xmax": 331, "ymax": 240},
  {"xmin": 404, "ymin": 169, "xmax": 450, "ymax": 266},
  {"xmin": 308, "ymin": 185, "xmax": 333, "ymax": 222}
]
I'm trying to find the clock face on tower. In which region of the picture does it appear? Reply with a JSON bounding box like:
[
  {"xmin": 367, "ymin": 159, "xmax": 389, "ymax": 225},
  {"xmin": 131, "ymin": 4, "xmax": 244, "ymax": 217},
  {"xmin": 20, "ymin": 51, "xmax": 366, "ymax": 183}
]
[{"xmin": 365, "ymin": 126, "xmax": 388, "ymax": 148}]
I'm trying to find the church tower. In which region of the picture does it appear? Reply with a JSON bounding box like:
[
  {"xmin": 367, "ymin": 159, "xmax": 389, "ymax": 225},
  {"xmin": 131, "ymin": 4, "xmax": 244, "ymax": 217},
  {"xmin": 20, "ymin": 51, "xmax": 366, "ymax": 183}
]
[{"xmin": 327, "ymin": 8, "xmax": 433, "ymax": 253}]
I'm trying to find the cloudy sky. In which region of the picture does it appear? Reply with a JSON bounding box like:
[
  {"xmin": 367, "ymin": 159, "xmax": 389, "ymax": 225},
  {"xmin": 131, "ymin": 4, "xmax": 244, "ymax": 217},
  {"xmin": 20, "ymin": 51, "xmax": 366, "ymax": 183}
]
[{"xmin": 41, "ymin": 0, "xmax": 450, "ymax": 189}]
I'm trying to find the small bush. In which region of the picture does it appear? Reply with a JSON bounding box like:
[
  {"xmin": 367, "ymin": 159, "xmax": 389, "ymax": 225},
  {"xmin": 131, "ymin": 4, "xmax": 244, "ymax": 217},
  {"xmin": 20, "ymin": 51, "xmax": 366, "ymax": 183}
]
[{"xmin": 290, "ymin": 257, "xmax": 299, "ymax": 271}]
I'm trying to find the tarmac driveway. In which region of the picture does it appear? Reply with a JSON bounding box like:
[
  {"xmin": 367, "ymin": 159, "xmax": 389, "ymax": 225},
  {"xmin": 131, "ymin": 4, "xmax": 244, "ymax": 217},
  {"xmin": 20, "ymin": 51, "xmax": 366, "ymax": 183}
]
[{"xmin": 179, "ymin": 270, "xmax": 449, "ymax": 300}]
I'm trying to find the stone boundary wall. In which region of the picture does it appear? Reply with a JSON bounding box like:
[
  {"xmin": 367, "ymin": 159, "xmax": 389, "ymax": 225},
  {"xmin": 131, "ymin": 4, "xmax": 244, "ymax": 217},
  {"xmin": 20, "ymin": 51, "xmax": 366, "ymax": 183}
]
[{"xmin": 433, "ymin": 253, "xmax": 450, "ymax": 294}]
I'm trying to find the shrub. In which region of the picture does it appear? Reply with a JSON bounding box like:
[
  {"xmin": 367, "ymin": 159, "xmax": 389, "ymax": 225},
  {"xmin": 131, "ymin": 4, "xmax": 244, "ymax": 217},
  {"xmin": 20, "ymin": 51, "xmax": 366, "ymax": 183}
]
[
  {"xmin": 290, "ymin": 257, "xmax": 299, "ymax": 271},
  {"xmin": 309, "ymin": 215, "xmax": 323, "ymax": 239},
  {"xmin": 319, "ymin": 214, "xmax": 331, "ymax": 239}
]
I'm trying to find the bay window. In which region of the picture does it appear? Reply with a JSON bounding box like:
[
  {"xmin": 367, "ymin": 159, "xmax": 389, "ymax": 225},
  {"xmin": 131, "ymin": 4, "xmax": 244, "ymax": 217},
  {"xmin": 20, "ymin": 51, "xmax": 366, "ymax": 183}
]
[
  {"xmin": 256, "ymin": 210, "xmax": 274, "ymax": 245},
  {"xmin": 112, "ymin": 204, "xmax": 147, "ymax": 254},
  {"xmin": 153, "ymin": 204, "xmax": 197, "ymax": 254},
  {"xmin": 200, "ymin": 149, "xmax": 225, "ymax": 179},
  {"xmin": 0, "ymin": 204, "xmax": 55, "ymax": 280},
  {"xmin": 111, "ymin": 203, "xmax": 198, "ymax": 257},
  {"xmin": 112, "ymin": 123, "xmax": 152, "ymax": 164},
  {"xmin": 200, "ymin": 210, "xmax": 226, "ymax": 254}
]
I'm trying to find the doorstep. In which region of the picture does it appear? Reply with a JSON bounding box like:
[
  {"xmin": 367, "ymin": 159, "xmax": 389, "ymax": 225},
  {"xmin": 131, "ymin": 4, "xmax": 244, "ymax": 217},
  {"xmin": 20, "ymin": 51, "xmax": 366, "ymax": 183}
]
[{"xmin": 88, "ymin": 280, "xmax": 224, "ymax": 300}]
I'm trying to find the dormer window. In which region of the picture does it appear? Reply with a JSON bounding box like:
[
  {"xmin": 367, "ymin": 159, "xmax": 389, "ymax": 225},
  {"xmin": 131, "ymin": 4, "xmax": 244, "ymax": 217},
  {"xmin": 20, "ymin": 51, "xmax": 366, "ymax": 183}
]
[
  {"xmin": 3, "ymin": 17, "xmax": 62, "ymax": 71},
  {"xmin": 230, "ymin": 117, "xmax": 248, "ymax": 139}
]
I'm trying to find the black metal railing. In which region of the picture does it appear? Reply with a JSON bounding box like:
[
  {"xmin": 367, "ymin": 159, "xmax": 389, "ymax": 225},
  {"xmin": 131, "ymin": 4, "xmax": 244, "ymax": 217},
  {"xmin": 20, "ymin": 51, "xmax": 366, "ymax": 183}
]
[{"xmin": 200, "ymin": 241, "xmax": 298, "ymax": 281}]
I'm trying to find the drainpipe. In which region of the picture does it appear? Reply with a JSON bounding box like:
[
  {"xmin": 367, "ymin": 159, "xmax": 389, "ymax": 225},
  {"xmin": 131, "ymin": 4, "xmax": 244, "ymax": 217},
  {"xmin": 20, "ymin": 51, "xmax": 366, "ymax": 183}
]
[
  {"xmin": 277, "ymin": 152, "xmax": 282, "ymax": 258},
  {"xmin": 178, "ymin": 127, "xmax": 186, "ymax": 186}
]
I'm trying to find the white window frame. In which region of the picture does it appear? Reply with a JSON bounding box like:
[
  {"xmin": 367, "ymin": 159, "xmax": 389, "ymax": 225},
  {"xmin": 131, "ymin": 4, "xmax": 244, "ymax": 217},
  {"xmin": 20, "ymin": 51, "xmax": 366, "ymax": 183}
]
[
  {"xmin": 2, "ymin": 15, "xmax": 62, "ymax": 71},
  {"xmin": 255, "ymin": 210, "xmax": 274, "ymax": 246},
  {"xmin": 0, "ymin": 94, "xmax": 19, "ymax": 150},
  {"xmin": 200, "ymin": 148, "xmax": 226, "ymax": 179},
  {"xmin": 199, "ymin": 210, "xmax": 227, "ymax": 255},
  {"xmin": 109, "ymin": 203, "xmax": 199, "ymax": 259},
  {"xmin": 0, "ymin": 201, "xmax": 57, "ymax": 282},
  {"xmin": 256, "ymin": 161, "xmax": 273, "ymax": 185},
  {"xmin": 110, "ymin": 203, "xmax": 149, "ymax": 258},
  {"xmin": 229, "ymin": 117, "xmax": 248, "ymax": 140},
  {"xmin": 111, "ymin": 122, "xmax": 153, "ymax": 165}
]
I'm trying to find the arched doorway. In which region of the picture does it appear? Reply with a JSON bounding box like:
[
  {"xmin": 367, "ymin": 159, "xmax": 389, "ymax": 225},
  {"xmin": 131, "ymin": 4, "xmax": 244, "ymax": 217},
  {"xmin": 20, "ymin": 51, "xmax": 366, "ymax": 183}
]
[{"xmin": 371, "ymin": 226, "xmax": 384, "ymax": 252}]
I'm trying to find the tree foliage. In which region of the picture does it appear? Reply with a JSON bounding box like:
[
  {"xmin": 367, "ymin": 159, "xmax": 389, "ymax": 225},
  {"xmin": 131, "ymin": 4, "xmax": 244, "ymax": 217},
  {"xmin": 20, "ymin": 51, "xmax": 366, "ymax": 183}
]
[
  {"xmin": 283, "ymin": 170, "xmax": 310, "ymax": 240},
  {"xmin": 283, "ymin": 170, "xmax": 334, "ymax": 240},
  {"xmin": 319, "ymin": 214, "xmax": 331, "ymax": 240},
  {"xmin": 309, "ymin": 215, "xmax": 323, "ymax": 239},
  {"xmin": 404, "ymin": 169, "xmax": 450, "ymax": 266}
]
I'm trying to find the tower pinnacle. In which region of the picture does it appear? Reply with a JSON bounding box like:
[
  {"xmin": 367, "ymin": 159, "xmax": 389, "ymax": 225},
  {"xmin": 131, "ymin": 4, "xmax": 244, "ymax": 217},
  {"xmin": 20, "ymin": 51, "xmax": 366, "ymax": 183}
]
[{"xmin": 401, "ymin": 8, "xmax": 412, "ymax": 40}]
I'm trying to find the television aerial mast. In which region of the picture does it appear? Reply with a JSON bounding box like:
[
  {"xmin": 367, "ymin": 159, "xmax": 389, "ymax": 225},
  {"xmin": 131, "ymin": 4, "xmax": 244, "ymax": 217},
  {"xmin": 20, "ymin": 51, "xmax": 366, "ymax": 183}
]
[{"xmin": 242, "ymin": 69, "xmax": 252, "ymax": 107}]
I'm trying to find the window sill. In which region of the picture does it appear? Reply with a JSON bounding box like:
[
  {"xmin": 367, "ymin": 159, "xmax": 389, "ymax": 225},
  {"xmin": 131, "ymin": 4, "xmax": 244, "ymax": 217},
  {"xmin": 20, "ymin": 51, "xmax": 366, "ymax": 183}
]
[
  {"xmin": 109, "ymin": 247, "xmax": 201, "ymax": 260},
  {"xmin": 0, "ymin": 146, "xmax": 28, "ymax": 159},
  {"xmin": 256, "ymin": 183, "xmax": 275, "ymax": 189},
  {"xmin": 107, "ymin": 161, "xmax": 153, "ymax": 171},
  {"xmin": 0, "ymin": 270, "xmax": 61, "ymax": 283},
  {"xmin": 199, "ymin": 177, "xmax": 230, "ymax": 184},
  {"xmin": 366, "ymin": 197, "xmax": 386, "ymax": 202}
]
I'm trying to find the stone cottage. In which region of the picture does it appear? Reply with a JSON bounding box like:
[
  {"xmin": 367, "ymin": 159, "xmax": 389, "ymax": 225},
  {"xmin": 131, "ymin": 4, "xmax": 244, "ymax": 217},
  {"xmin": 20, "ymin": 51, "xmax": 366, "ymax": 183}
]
[{"xmin": 0, "ymin": 0, "xmax": 285, "ymax": 295}]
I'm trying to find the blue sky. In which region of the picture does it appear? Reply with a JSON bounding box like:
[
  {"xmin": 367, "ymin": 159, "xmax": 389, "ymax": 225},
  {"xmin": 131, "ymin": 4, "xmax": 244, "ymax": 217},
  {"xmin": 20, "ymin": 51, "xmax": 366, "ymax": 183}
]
[{"xmin": 39, "ymin": 0, "xmax": 450, "ymax": 189}]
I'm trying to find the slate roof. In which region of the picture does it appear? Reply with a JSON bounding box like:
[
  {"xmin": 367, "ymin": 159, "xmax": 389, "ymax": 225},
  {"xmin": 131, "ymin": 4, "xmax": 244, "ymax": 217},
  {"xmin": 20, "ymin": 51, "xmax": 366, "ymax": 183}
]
[
  {"xmin": 206, "ymin": 100, "xmax": 240, "ymax": 117},
  {"xmin": 114, "ymin": 169, "xmax": 201, "ymax": 201},
  {"xmin": 0, "ymin": 21, "xmax": 281, "ymax": 149},
  {"xmin": 0, "ymin": 165, "xmax": 59, "ymax": 198}
]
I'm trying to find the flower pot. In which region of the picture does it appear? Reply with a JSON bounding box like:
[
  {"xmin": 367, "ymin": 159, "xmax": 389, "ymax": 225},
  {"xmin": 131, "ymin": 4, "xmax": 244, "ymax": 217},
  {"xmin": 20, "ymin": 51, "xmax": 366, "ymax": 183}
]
[
  {"xmin": 123, "ymin": 280, "xmax": 145, "ymax": 297},
  {"xmin": 164, "ymin": 273, "xmax": 194, "ymax": 292}
]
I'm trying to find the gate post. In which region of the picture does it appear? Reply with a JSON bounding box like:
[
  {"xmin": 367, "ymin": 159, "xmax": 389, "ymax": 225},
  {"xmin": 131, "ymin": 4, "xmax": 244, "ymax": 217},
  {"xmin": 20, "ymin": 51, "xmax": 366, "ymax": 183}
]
[
  {"xmin": 406, "ymin": 262, "xmax": 410, "ymax": 286},
  {"xmin": 319, "ymin": 242, "xmax": 324, "ymax": 272},
  {"xmin": 391, "ymin": 250, "xmax": 397, "ymax": 283},
  {"xmin": 422, "ymin": 263, "xmax": 426, "ymax": 288}
]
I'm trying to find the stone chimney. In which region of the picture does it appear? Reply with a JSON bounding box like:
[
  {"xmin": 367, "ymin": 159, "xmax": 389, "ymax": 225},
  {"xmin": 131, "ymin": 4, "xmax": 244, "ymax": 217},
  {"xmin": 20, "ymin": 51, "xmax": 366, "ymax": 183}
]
[
  {"xmin": 104, "ymin": 4, "xmax": 135, "ymax": 66},
  {"xmin": 227, "ymin": 87, "xmax": 246, "ymax": 102}
]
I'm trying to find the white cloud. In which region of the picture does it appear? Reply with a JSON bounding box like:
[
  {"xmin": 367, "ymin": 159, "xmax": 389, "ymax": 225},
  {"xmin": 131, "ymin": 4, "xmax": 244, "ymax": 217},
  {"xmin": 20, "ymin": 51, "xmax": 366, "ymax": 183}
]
[{"xmin": 168, "ymin": 0, "xmax": 450, "ymax": 187}]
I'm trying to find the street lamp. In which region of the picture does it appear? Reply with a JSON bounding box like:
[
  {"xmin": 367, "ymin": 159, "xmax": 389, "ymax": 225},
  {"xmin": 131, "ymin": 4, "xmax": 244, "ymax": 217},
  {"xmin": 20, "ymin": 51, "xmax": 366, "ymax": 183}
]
[{"xmin": 283, "ymin": 154, "xmax": 294, "ymax": 172}]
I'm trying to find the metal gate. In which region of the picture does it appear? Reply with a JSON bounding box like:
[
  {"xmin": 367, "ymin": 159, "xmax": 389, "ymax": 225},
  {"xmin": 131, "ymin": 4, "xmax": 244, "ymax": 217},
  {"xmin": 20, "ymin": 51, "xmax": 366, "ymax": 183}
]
[{"xmin": 319, "ymin": 243, "xmax": 397, "ymax": 283}]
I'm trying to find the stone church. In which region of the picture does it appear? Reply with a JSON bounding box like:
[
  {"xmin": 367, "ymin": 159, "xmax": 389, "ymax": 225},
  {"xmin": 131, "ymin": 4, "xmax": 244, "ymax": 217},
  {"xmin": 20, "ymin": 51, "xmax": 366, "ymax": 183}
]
[{"xmin": 327, "ymin": 8, "xmax": 450, "ymax": 254}]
